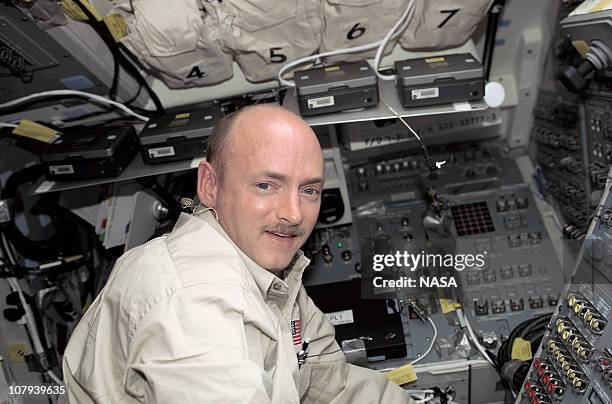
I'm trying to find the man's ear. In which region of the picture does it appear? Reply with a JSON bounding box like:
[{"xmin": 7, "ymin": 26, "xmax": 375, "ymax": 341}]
[{"xmin": 197, "ymin": 161, "xmax": 218, "ymax": 207}]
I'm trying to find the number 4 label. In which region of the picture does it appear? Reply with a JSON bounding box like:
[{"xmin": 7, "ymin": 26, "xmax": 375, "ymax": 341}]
[{"xmin": 187, "ymin": 66, "xmax": 206, "ymax": 79}]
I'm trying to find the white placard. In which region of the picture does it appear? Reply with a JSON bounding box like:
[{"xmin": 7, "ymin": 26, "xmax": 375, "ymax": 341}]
[
  {"xmin": 324, "ymin": 309, "xmax": 354, "ymax": 326},
  {"xmin": 453, "ymin": 102, "xmax": 472, "ymax": 112},
  {"xmin": 148, "ymin": 146, "xmax": 175, "ymax": 158},
  {"xmin": 348, "ymin": 110, "xmax": 501, "ymax": 151},
  {"xmin": 411, "ymin": 87, "xmax": 439, "ymax": 100},
  {"xmin": 308, "ymin": 95, "xmax": 335, "ymax": 109},
  {"xmin": 49, "ymin": 164, "xmax": 74, "ymax": 175},
  {"xmin": 35, "ymin": 181, "xmax": 55, "ymax": 193}
]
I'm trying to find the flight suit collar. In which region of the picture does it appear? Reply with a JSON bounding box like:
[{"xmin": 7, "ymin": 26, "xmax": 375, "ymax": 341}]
[{"xmin": 193, "ymin": 210, "xmax": 310, "ymax": 306}]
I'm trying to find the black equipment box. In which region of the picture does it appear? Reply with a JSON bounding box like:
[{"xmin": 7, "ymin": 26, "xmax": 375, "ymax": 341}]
[
  {"xmin": 40, "ymin": 125, "xmax": 138, "ymax": 181},
  {"xmin": 138, "ymin": 105, "xmax": 222, "ymax": 164},
  {"xmin": 395, "ymin": 53, "xmax": 484, "ymax": 108},
  {"xmin": 295, "ymin": 61, "xmax": 379, "ymax": 117},
  {"xmin": 305, "ymin": 279, "xmax": 407, "ymax": 360}
]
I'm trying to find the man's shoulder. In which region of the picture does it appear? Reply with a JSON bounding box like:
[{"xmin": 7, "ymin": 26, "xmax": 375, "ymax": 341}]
[
  {"xmin": 108, "ymin": 236, "xmax": 178, "ymax": 296},
  {"xmin": 164, "ymin": 213, "xmax": 249, "ymax": 286},
  {"xmin": 109, "ymin": 214, "xmax": 249, "ymax": 298},
  {"xmin": 95, "ymin": 217, "xmax": 252, "ymax": 331}
]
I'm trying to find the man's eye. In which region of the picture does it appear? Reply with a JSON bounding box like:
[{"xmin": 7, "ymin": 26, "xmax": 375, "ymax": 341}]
[
  {"xmin": 256, "ymin": 183, "xmax": 270, "ymax": 190},
  {"xmin": 303, "ymin": 188, "xmax": 320, "ymax": 196}
]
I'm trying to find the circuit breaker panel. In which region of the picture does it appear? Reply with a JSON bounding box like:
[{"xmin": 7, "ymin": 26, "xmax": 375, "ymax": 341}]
[{"xmin": 519, "ymin": 172, "xmax": 612, "ymax": 404}]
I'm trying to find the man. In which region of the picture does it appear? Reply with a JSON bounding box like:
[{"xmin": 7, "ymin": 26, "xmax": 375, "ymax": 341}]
[{"xmin": 63, "ymin": 105, "xmax": 414, "ymax": 403}]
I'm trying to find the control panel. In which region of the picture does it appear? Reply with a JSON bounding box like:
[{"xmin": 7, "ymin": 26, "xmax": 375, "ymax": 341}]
[
  {"xmin": 531, "ymin": 90, "xmax": 590, "ymax": 231},
  {"xmin": 302, "ymin": 224, "xmax": 362, "ymax": 287},
  {"xmin": 445, "ymin": 184, "xmax": 565, "ymax": 351},
  {"xmin": 346, "ymin": 143, "xmax": 522, "ymax": 208},
  {"xmin": 307, "ymin": 143, "xmax": 566, "ymax": 365},
  {"xmin": 520, "ymin": 174, "xmax": 612, "ymax": 404}
]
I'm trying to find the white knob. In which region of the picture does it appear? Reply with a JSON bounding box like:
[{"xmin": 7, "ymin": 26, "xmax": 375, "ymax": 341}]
[{"xmin": 484, "ymin": 81, "xmax": 505, "ymax": 108}]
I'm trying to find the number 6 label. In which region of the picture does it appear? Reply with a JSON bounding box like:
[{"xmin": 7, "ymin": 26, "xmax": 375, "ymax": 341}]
[{"xmin": 346, "ymin": 23, "xmax": 366, "ymax": 40}]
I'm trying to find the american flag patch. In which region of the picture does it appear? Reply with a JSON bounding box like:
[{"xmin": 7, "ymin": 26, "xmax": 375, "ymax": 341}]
[{"xmin": 290, "ymin": 319, "xmax": 301, "ymax": 346}]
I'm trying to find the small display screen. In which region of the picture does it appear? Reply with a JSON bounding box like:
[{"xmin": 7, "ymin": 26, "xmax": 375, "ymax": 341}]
[
  {"xmin": 168, "ymin": 118, "xmax": 190, "ymax": 128},
  {"xmin": 429, "ymin": 61, "xmax": 450, "ymax": 69},
  {"xmin": 74, "ymin": 135, "xmax": 95, "ymax": 145},
  {"xmin": 325, "ymin": 69, "xmax": 345, "ymax": 78}
]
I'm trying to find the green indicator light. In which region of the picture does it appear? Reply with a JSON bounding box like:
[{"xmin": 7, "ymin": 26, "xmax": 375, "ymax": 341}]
[{"xmin": 336, "ymin": 242, "xmax": 344, "ymax": 249}]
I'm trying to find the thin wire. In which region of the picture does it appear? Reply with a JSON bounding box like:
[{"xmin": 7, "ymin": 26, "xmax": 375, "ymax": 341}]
[
  {"xmin": 373, "ymin": 0, "xmax": 416, "ymax": 81},
  {"xmin": 528, "ymin": 182, "xmax": 564, "ymax": 230},
  {"xmin": 384, "ymin": 102, "xmax": 425, "ymax": 145},
  {"xmin": 3, "ymin": 234, "xmax": 63, "ymax": 385},
  {"xmin": 45, "ymin": 370, "xmax": 62, "ymax": 385},
  {"xmin": 6, "ymin": 278, "xmax": 43, "ymax": 352},
  {"xmin": 6, "ymin": 236, "xmax": 19, "ymax": 264},
  {"xmin": 307, "ymin": 348, "xmax": 343, "ymax": 358},
  {"xmin": 0, "ymin": 90, "xmax": 149, "ymax": 121},
  {"xmin": 410, "ymin": 317, "xmax": 437, "ymax": 365},
  {"xmin": 1, "ymin": 233, "xmax": 16, "ymax": 265},
  {"xmin": 118, "ymin": 45, "xmax": 165, "ymax": 113},
  {"xmin": 383, "ymin": 100, "xmax": 434, "ymax": 168},
  {"xmin": 0, "ymin": 123, "xmax": 18, "ymax": 129},
  {"xmin": 413, "ymin": 395, "xmax": 435, "ymax": 403},
  {"xmin": 72, "ymin": 0, "xmax": 119, "ymax": 100},
  {"xmin": 457, "ymin": 309, "xmax": 496, "ymax": 367},
  {"xmin": 278, "ymin": 44, "xmax": 381, "ymax": 87},
  {"xmin": 277, "ymin": 0, "xmax": 415, "ymax": 86},
  {"xmin": 6, "ymin": 277, "xmax": 63, "ymax": 385},
  {"xmin": 406, "ymin": 390, "xmax": 435, "ymax": 395},
  {"xmin": 406, "ymin": 389, "xmax": 436, "ymax": 404},
  {"xmin": 550, "ymin": 211, "xmax": 564, "ymax": 231},
  {"xmin": 71, "ymin": 0, "xmax": 163, "ymax": 113}
]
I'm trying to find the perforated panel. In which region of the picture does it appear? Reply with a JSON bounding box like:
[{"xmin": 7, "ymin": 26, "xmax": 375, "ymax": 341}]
[{"xmin": 451, "ymin": 201, "xmax": 495, "ymax": 236}]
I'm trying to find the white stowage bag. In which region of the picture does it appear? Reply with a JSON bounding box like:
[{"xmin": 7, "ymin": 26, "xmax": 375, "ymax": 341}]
[
  {"xmin": 213, "ymin": 0, "xmax": 322, "ymax": 83},
  {"xmin": 400, "ymin": 0, "xmax": 493, "ymax": 50},
  {"xmin": 114, "ymin": 0, "xmax": 233, "ymax": 89},
  {"xmin": 319, "ymin": 0, "xmax": 407, "ymax": 62}
]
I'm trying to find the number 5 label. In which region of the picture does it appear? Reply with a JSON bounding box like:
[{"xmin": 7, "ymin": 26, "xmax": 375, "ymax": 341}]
[{"xmin": 269, "ymin": 47, "xmax": 288, "ymax": 63}]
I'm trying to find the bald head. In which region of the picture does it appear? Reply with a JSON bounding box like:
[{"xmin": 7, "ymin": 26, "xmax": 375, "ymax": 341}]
[
  {"xmin": 197, "ymin": 104, "xmax": 324, "ymax": 272},
  {"xmin": 207, "ymin": 105, "xmax": 319, "ymax": 180}
]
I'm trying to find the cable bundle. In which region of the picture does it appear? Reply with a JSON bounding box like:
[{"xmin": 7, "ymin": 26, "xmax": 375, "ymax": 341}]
[{"xmin": 495, "ymin": 313, "xmax": 552, "ymax": 395}]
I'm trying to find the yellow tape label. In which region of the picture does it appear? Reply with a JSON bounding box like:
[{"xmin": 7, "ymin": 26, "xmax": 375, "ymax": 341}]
[
  {"xmin": 384, "ymin": 363, "xmax": 417, "ymax": 385},
  {"xmin": 64, "ymin": 255, "xmax": 83, "ymax": 263},
  {"xmin": 8, "ymin": 343, "xmax": 28, "ymax": 363},
  {"xmin": 593, "ymin": 0, "xmax": 612, "ymax": 12},
  {"xmin": 439, "ymin": 298, "xmax": 461, "ymax": 314},
  {"xmin": 572, "ymin": 40, "xmax": 589, "ymax": 58},
  {"xmin": 571, "ymin": 0, "xmax": 612, "ymax": 15},
  {"xmin": 425, "ymin": 57, "xmax": 445, "ymax": 63},
  {"xmin": 61, "ymin": 0, "xmax": 101, "ymax": 22},
  {"xmin": 104, "ymin": 14, "xmax": 128, "ymax": 43},
  {"xmin": 511, "ymin": 337, "xmax": 532, "ymax": 361},
  {"xmin": 175, "ymin": 113, "xmax": 191, "ymax": 119},
  {"xmin": 12, "ymin": 120, "xmax": 61, "ymax": 143},
  {"xmin": 324, "ymin": 66, "xmax": 341, "ymax": 72}
]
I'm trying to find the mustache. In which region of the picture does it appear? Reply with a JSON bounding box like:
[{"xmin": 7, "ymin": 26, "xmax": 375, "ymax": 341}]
[{"xmin": 262, "ymin": 224, "xmax": 306, "ymax": 237}]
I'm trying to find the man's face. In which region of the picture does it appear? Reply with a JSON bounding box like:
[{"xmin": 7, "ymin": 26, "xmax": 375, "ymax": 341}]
[{"xmin": 204, "ymin": 110, "xmax": 324, "ymax": 272}]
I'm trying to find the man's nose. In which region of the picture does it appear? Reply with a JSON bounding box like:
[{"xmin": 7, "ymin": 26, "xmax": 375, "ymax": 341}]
[{"xmin": 276, "ymin": 191, "xmax": 303, "ymax": 225}]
